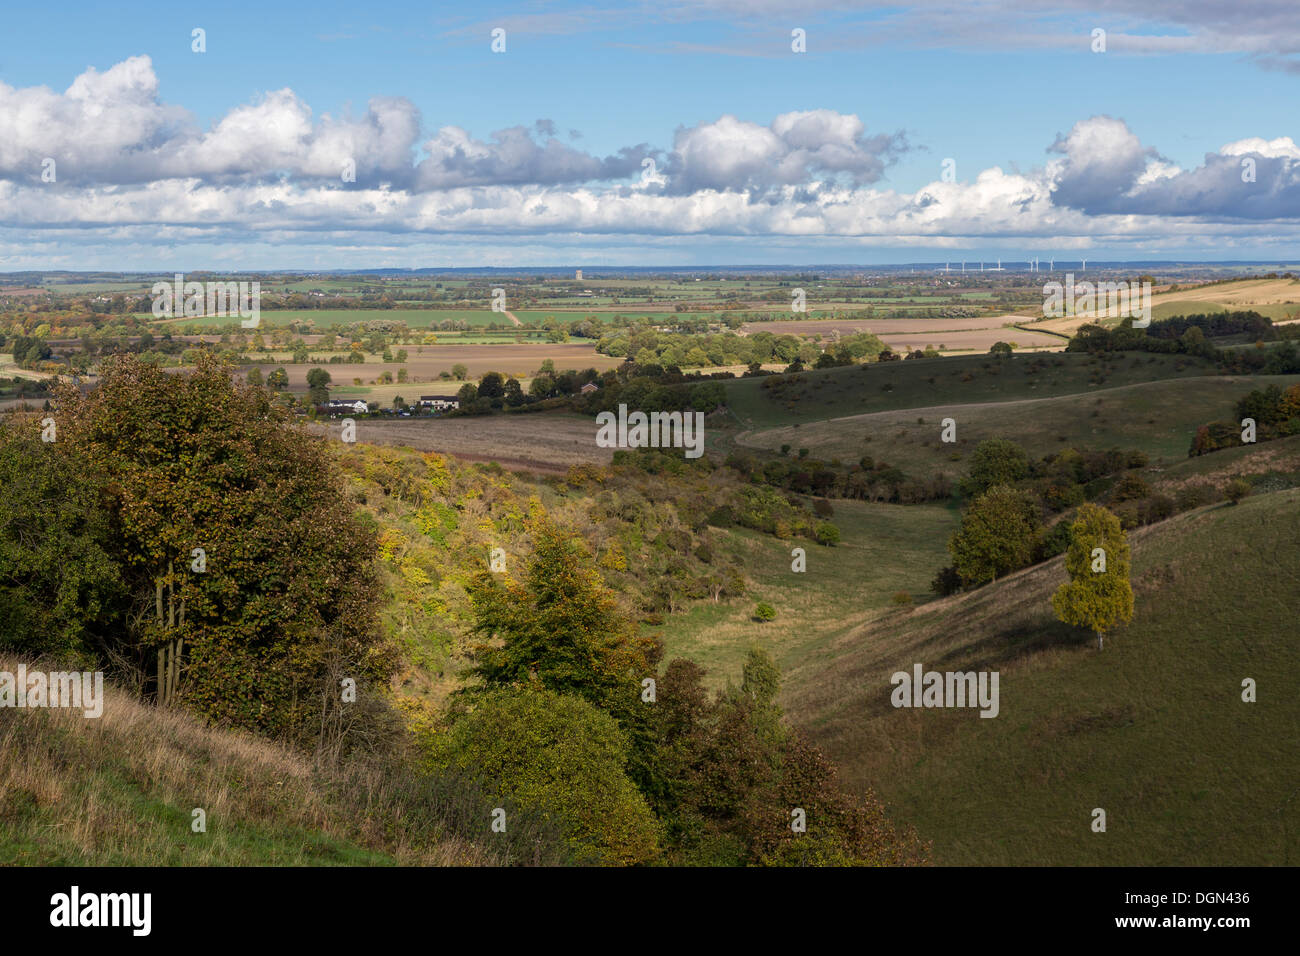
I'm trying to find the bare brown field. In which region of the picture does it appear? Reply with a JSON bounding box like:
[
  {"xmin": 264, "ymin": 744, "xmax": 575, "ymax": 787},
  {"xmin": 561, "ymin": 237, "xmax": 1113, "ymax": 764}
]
[{"xmin": 315, "ymin": 413, "xmax": 612, "ymax": 472}]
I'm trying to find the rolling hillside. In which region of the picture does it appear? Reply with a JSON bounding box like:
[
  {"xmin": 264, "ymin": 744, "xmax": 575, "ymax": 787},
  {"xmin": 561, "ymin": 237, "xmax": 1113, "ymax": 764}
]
[
  {"xmin": 721, "ymin": 351, "xmax": 1222, "ymax": 430},
  {"xmin": 0, "ymin": 663, "xmax": 563, "ymax": 866},
  {"xmin": 738, "ymin": 374, "xmax": 1300, "ymax": 472},
  {"xmin": 785, "ymin": 490, "xmax": 1300, "ymax": 865}
]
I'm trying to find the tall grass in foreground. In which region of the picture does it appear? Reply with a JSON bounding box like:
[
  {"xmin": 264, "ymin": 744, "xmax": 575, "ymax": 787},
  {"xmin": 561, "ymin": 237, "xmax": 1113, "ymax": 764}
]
[{"xmin": 0, "ymin": 659, "xmax": 568, "ymax": 866}]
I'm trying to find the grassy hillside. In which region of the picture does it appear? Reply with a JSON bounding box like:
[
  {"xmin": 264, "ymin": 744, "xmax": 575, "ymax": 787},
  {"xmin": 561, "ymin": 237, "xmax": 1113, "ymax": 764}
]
[
  {"xmin": 784, "ymin": 490, "xmax": 1300, "ymax": 865},
  {"xmin": 0, "ymin": 662, "xmax": 561, "ymax": 866},
  {"xmin": 722, "ymin": 351, "xmax": 1221, "ymax": 430},
  {"xmin": 656, "ymin": 498, "xmax": 958, "ymax": 688},
  {"xmin": 739, "ymin": 374, "xmax": 1300, "ymax": 472}
]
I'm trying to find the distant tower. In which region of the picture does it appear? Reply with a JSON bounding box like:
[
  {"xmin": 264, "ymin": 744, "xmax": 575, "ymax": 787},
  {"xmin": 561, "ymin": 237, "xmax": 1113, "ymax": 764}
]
[
  {"xmin": 1049, "ymin": 258, "xmax": 1054, "ymax": 271},
  {"xmin": 961, "ymin": 261, "xmax": 966, "ymax": 274},
  {"xmin": 575, "ymin": 269, "xmax": 583, "ymax": 281},
  {"xmin": 1081, "ymin": 259, "xmax": 1086, "ymax": 272}
]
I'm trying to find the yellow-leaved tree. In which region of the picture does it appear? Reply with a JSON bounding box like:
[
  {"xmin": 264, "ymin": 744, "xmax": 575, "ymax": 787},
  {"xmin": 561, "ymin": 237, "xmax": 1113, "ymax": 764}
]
[{"xmin": 1051, "ymin": 502, "xmax": 1134, "ymax": 650}]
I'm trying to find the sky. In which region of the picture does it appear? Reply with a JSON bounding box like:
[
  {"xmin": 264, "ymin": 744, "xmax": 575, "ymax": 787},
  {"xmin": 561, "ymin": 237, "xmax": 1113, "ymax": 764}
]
[{"xmin": 2, "ymin": 0, "xmax": 1299, "ymax": 269}]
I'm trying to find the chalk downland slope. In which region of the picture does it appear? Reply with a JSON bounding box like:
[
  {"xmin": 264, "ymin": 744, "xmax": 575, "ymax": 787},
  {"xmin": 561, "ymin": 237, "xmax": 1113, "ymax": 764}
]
[
  {"xmin": 0, "ymin": 664, "xmax": 552, "ymax": 866},
  {"xmin": 787, "ymin": 489, "xmax": 1300, "ymax": 865}
]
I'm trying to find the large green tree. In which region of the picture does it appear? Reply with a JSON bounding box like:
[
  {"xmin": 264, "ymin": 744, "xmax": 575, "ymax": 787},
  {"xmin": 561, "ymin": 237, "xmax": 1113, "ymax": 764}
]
[
  {"xmin": 1051, "ymin": 502, "xmax": 1134, "ymax": 649},
  {"xmin": 948, "ymin": 484, "xmax": 1041, "ymax": 585},
  {"xmin": 464, "ymin": 519, "xmax": 658, "ymax": 722},
  {"xmin": 1, "ymin": 355, "xmax": 392, "ymax": 740},
  {"xmin": 960, "ymin": 438, "xmax": 1031, "ymax": 497}
]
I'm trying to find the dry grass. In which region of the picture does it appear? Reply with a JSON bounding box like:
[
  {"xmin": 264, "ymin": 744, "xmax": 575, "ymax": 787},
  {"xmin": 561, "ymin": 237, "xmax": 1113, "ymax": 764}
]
[{"xmin": 0, "ymin": 660, "xmax": 551, "ymax": 866}]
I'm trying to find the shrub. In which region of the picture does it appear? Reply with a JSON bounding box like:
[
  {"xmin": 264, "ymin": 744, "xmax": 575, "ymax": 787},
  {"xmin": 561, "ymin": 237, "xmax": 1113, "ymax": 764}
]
[
  {"xmin": 948, "ymin": 484, "xmax": 1042, "ymax": 585},
  {"xmin": 1110, "ymin": 473, "xmax": 1152, "ymax": 503},
  {"xmin": 753, "ymin": 602, "xmax": 776, "ymax": 622},
  {"xmin": 814, "ymin": 522, "xmax": 841, "ymax": 547},
  {"xmin": 1175, "ymin": 482, "xmax": 1218, "ymax": 511},
  {"xmin": 1225, "ymin": 478, "xmax": 1251, "ymax": 505},
  {"xmin": 707, "ymin": 505, "xmax": 735, "ymax": 528},
  {"xmin": 434, "ymin": 687, "xmax": 660, "ymax": 865},
  {"xmin": 930, "ymin": 565, "xmax": 962, "ymax": 596},
  {"xmin": 0, "ymin": 355, "xmax": 392, "ymax": 743},
  {"xmin": 891, "ymin": 591, "xmax": 913, "ymax": 606}
]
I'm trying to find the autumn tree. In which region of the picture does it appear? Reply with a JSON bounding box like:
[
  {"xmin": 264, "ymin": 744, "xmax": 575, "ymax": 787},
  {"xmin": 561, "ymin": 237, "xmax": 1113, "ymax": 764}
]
[
  {"xmin": 463, "ymin": 519, "xmax": 661, "ymax": 785},
  {"xmin": 27, "ymin": 355, "xmax": 393, "ymax": 739},
  {"xmin": 1051, "ymin": 502, "xmax": 1134, "ymax": 649}
]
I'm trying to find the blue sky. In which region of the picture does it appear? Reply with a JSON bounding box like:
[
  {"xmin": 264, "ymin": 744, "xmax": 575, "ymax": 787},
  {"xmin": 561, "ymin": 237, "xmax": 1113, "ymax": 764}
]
[{"xmin": 2, "ymin": 0, "xmax": 1299, "ymax": 268}]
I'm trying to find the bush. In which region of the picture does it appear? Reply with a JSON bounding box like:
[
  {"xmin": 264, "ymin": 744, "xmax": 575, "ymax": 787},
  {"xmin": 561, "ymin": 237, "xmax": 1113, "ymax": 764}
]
[
  {"xmin": 434, "ymin": 687, "xmax": 660, "ymax": 865},
  {"xmin": 1175, "ymin": 481, "xmax": 1218, "ymax": 511},
  {"xmin": 753, "ymin": 602, "xmax": 776, "ymax": 622},
  {"xmin": 891, "ymin": 591, "xmax": 913, "ymax": 606},
  {"xmin": 1224, "ymin": 478, "xmax": 1251, "ymax": 505},
  {"xmin": 1110, "ymin": 472, "xmax": 1152, "ymax": 503},
  {"xmin": 0, "ymin": 355, "xmax": 392, "ymax": 743},
  {"xmin": 1034, "ymin": 519, "xmax": 1073, "ymax": 561},
  {"xmin": 948, "ymin": 484, "xmax": 1042, "ymax": 585},
  {"xmin": 814, "ymin": 522, "xmax": 841, "ymax": 547},
  {"xmin": 707, "ymin": 505, "xmax": 735, "ymax": 528},
  {"xmin": 930, "ymin": 565, "xmax": 962, "ymax": 596}
]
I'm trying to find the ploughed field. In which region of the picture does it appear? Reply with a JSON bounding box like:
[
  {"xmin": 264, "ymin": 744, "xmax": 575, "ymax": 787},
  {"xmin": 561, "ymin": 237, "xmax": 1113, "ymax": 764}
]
[{"xmin": 316, "ymin": 413, "xmax": 613, "ymax": 472}]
